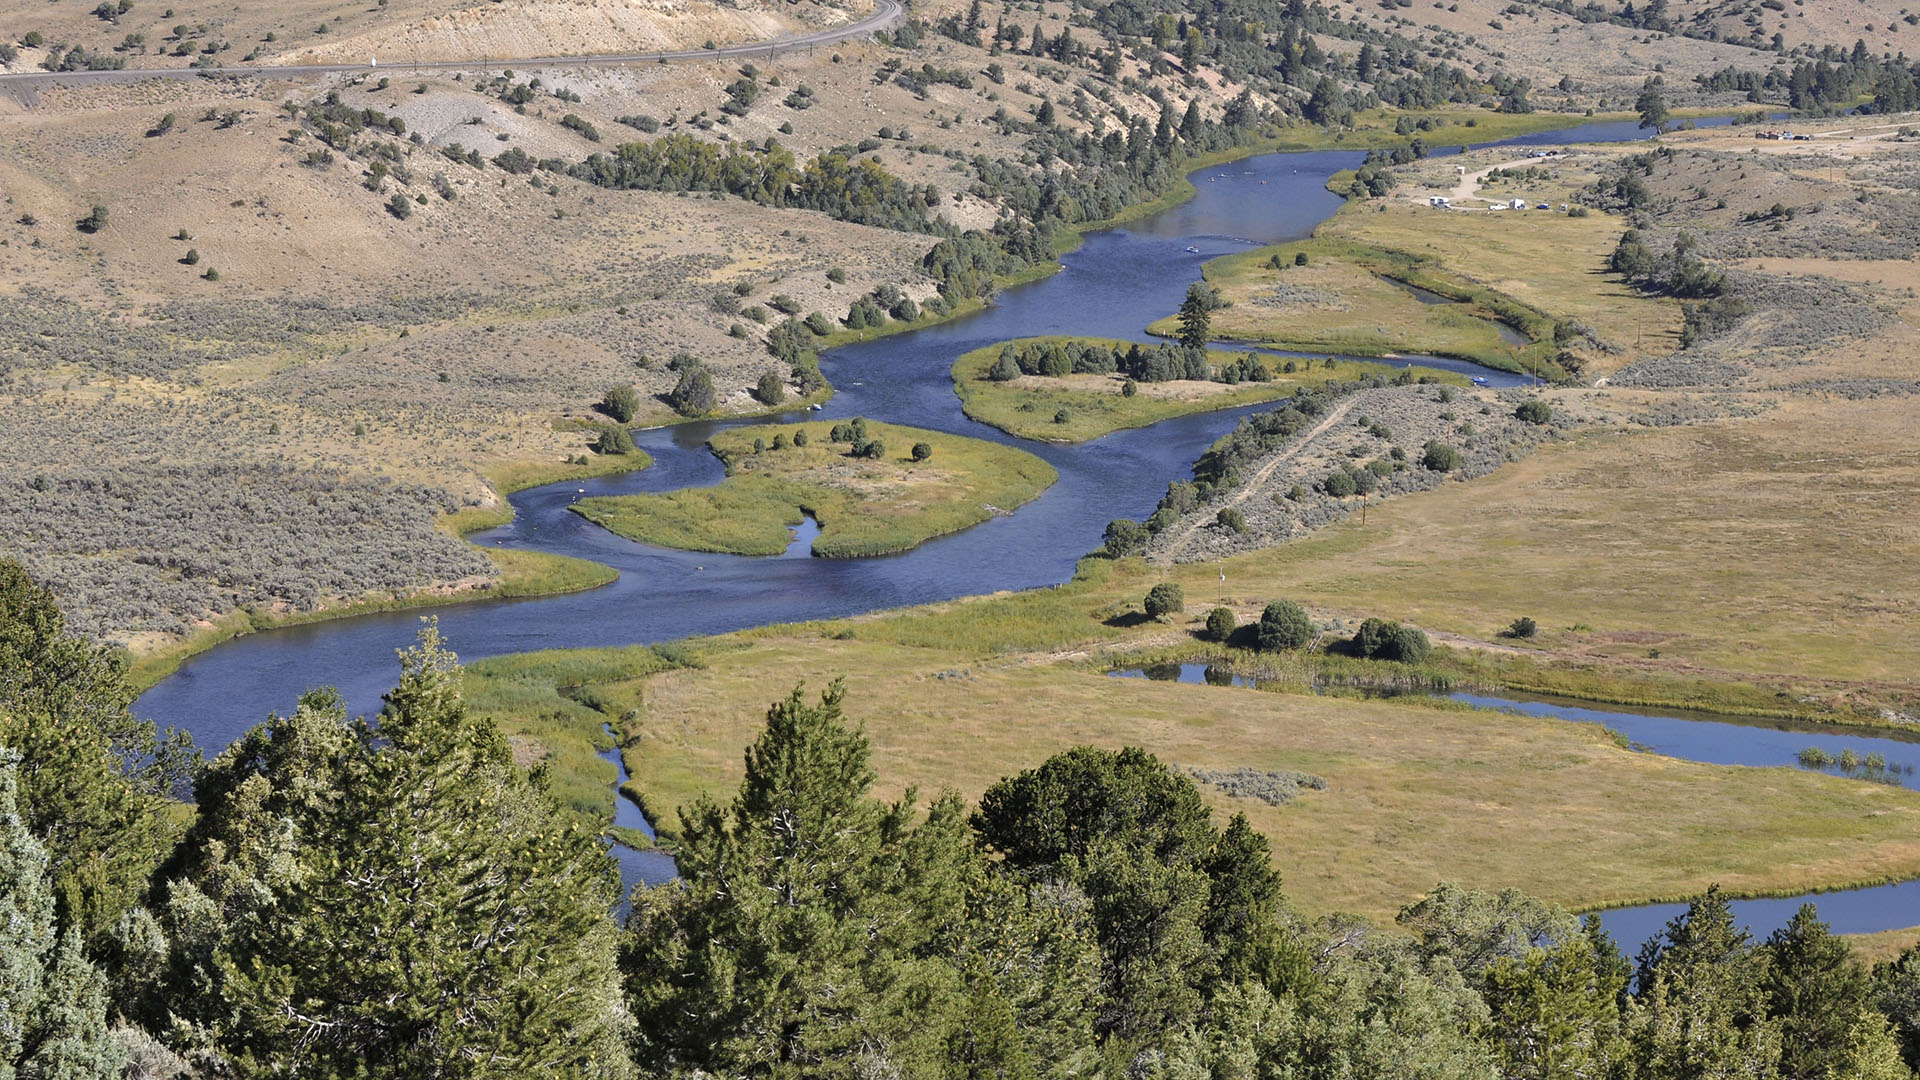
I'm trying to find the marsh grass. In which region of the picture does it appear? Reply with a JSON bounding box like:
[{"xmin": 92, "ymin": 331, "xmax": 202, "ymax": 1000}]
[
  {"xmin": 570, "ymin": 420, "xmax": 1057, "ymax": 558},
  {"xmin": 949, "ymin": 336, "xmax": 1458, "ymax": 442}
]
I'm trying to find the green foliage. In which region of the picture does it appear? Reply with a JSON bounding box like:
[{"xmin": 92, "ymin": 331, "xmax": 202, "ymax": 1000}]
[
  {"xmin": 385, "ymin": 191, "xmax": 412, "ymax": 220},
  {"xmin": 668, "ymin": 366, "xmax": 717, "ymax": 417},
  {"xmin": 1103, "ymin": 518, "xmax": 1146, "ymax": 558},
  {"xmin": 1631, "ymin": 886, "xmax": 1781, "ymax": 1077},
  {"xmin": 157, "ymin": 623, "xmax": 630, "ymax": 1076},
  {"xmin": 626, "ymin": 683, "xmax": 1100, "ymax": 1075},
  {"xmin": 77, "ymin": 205, "xmax": 108, "ymax": 233},
  {"xmin": 1422, "ymin": 440, "xmax": 1462, "ymax": 472},
  {"xmin": 1766, "ymin": 905, "xmax": 1872, "ymax": 1080},
  {"xmin": 0, "ymin": 560, "xmax": 184, "ymax": 943},
  {"xmin": 1205, "ymin": 607, "xmax": 1236, "ymax": 642},
  {"xmin": 1506, "ymin": 617, "xmax": 1538, "ymax": 639},
  {"xmin": 753, "ymin": 370, "xmax": 785, "ymax": 406},
  {"xmin": 973, "ymin": 747, "xmax": 1281, "ymax": 1039},
  {"xmin": 1256, "ymin": 599, "xmax": 1312, "ymax": 652},
  {"xmin": 1143, "ymin": 582, "xmax": 1185, "ymax": 620},
  {"xmin": 599, "ymin": 383, "xmax": 640, "ymax": 422},
  {"xmin": 1350, "ymin": 618, "xmax": 1431, "ymax": 663},
  {"xmin": 1216, "ymin": 507, "xmax": 1247, "ymax": 533},
  {"xmin": 911, "ymin": 441, "xmax": 932, "ymax": 462},
  {"xmin": 592, "ymin": 424, "xmax": 636, "ymax": 456},
  {"xmin": 1514, "ymin": 399, "xmax": 1553, "ymax": 425},
  {"xmin": 0, "ymin": 751, "xmax": 126, "ymax": 1079}
]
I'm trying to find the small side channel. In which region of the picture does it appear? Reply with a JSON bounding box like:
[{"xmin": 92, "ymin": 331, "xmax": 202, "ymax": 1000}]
[
  {"xmin": 1104, "ymin": 669, "xmax": 1920, "ymax": 942},
  {"xmin": 1381, "ymin": 276, "xmax": 1533, "ymax": 346},
  {"xmin": 598, "ymin": 724, "xmax": 678, "ymax": 906}
]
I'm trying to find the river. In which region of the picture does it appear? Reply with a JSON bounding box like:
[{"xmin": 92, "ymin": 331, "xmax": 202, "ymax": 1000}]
[{"xmin": 140, "ymin": 112, "xmax": 1904, "ymax": 949}]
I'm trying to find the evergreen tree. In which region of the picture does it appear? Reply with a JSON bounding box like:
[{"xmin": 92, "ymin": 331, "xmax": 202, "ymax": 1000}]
[
  {"xmin": 1483, "ymin": 935, "xmax": 1627, "ymax": 1079},
  {"xmin": 1765, "ymin": 904, "xmax": 1871, "ymax": 1080},
  {"xmin": 1628, "ymin": 886, "xmax": 1781, "ymax": 1079},
  {"xmin": 0, "ymin": 559, "xmax": 188, "ymax": 944},
  {"xmin": 625, "ymin": 682, "xmax": 1097, "ymax": 1076},
  {"xmin": 160, "ymin": 623, "xmax": 632, "ymax": 1078},
  {"xmin": 0, "ymin": 751, "xmax": 123, "ymax": 1079},
  {"xmin": 1636, "ymin": 77, "xmax": 1670, "ymax": 134},
  {"xmin": 1177, "ymin": 283, "xmax": 1213, "ymax": 350}
]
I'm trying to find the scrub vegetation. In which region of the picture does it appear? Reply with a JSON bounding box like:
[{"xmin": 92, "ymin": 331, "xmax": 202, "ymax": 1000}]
[
  {"xmin": 951, "ymin": 335, "xmax": 1461, "ymax": 442},
  {"xmin": 571, "ymin": 419, "xmax": 1056, "ymax": 557}
]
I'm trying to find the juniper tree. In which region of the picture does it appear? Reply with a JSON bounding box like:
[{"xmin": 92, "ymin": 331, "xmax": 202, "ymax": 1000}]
[{"xmin": 158, "ymin": 623, "xmax": 632, "ymax": 1078}]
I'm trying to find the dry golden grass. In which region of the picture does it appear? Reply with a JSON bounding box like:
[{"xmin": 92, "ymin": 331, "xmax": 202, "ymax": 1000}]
[{"xmin": 614, "ymin": 633, "xmax": 1920, "ymax": 922}]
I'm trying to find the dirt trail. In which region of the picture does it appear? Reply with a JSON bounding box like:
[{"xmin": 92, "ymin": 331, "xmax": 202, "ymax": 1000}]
[
  {"xmin": 1437, "ymin": 156, "xmax": 1538, "ymax": 205},
  {"xmin": 1157, "ymin": 399, "xmax": 1355, "ymax": 562}
]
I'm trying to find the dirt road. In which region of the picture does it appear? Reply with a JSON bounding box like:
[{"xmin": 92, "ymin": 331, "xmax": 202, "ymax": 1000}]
[{"xmin": 0, "ymin": 0, "xmax": 903, "ymax": 89}]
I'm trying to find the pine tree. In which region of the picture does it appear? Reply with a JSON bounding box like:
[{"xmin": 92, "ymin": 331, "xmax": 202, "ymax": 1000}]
[
  {"xmin": 163, "ymin": 622, "xmax": 632, "ymax": 1078},
  {"xmin": 1766, "ymin": 904, "xmax": 1870, "ymax": 1080},
  {"xmin": 1484, "ymin": 935, "xmax": 1627, "ymax": 1079},
  {"xmin": 1628, "ymin": 886, "xmax": 1781, "ymax": 1079},
  {"xmin": 0, "ymin": 752, "xmax": 122, "ymax": 1079},
  {"xmin": 1177, "ymin": 283, "xmax": 1213, "ymax": 349},
  {"xmin": 0, "ymin": 560, "xmax": 186, "ymax": 943}
]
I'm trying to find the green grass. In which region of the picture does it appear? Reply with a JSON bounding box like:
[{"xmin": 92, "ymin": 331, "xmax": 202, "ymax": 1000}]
[
  {"xmin": 570, "ymin": 420, "xmax": 1057, "ymax": 558},
  {"xmin": 949, "ymin": 336, "xmax": 1462, "ymax": 442},
  {"xmin": 1147, "ymin": 234, "xmax": 1569, "ymax": 378}
]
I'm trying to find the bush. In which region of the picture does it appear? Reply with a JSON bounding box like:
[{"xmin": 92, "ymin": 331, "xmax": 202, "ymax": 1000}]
[
  {"xmin": 182, "ymin": 248, "xmax": 200, "ymax": 265},
  {"xmin": 792, "ymin": 429, "xmax": 809, "ymax": 447},
  {"xmin": 600, "ymin": 384, "xmax": 640, "ymax": 422},
  {"xmin": 987, "ymin": 349, "xmax": 1020, "ymax": 381},
  {"xmin": 1216, "ymin": 507, "xmax": 1246, "ymax": 533},
  {"xmin": 1143, "ymin": 582, "xmax": 1185, "ymax": 620},
  {"xmin": 1351, "ymin": 618, "xmax": 1430, "ymax": 662},
  {"xmin": 1257, "ymin": 600, "xmax": 1312, "ymax": 652},
  {"xmin": 1205, "ymin": 607, "xmax": 1236, "ymax": 642},
  {"xmin": 1505, "ymin": 616, "xmax": 1538, "ymax": 639},
  {"xmin": 754, "ymin": 371, "xmax": 785, "ymax": 406},
  {"xmin": 804, "ymin": 311, "xmax": 834, "ymax": 335},
  {"xmin": 1421, "ymin": 441, "xmax": 1461, "ymax": 472},
  {"xmin": 910, "ymin": 442, "xmax": 932, "ymax": 462},
  {"xmin": 1102, "ymin": 519, "xmax": 1146, "ymax": 558},
  {"xmin": 386, "ymin": 192, "xmax": 413, "ymax": 219},
  {"xmin": 851, "ymin": 437, "xmax": 885, "ymax": 460},
  {"xmin": 667, "ymin": 367, "xmax": 716, "ymax": 416},
  {"xmin": 592, "ymin": 425, "xmax": 636, "ymax": 455},
  {"xmin": 1514, "ymin": 399, "xmax": 1553, "ymax": 425},
  {"xmin": 78, "ymin": 205, "xmax": 108, "ymax": 233},
  {"xmin": 1322, "ymin": 470, "xmax": 1357, "ymax": 497}
]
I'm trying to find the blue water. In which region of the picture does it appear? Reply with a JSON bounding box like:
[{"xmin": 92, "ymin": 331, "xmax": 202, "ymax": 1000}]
[
  {"xmin": 1109, "ymin": 663, "xmax": 1258, "ymax": 689},
  {"xmin": 597, "ymin": 725, "xmax": 677, "ymax": 900}
]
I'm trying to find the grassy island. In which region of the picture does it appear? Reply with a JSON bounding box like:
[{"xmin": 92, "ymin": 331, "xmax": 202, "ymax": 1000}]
[
  {"xmin": 570, "ymin": 419, "xmax": 1056, "ymax": 558},
  {"xmin": 952, "ymin": 336, "xmax": 1460, "ymax": 442}
]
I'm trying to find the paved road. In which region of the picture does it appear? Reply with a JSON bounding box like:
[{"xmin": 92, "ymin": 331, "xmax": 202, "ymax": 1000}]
[{"xmin": 0, "ymin": 0, "xmax": 903, "ymax": 89}]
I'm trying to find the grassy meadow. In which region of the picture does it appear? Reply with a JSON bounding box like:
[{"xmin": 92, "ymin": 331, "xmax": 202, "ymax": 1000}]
[
  {"xmin": 949, "ymin": 337, "xmax": 1462, "ymax": 442},
  {"xmin": 570, "ymin": 420, "xmax": 1057, "ymax": 558},
  {"xmin": 462, "ymin": 620, "xmax": 1920, "ymax": 924}
]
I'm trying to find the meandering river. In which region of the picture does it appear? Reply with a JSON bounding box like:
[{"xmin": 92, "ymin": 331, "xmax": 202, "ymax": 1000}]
[{"xmin": 139, "ymin": 113, "xmax": 1907, "ymax": 947}]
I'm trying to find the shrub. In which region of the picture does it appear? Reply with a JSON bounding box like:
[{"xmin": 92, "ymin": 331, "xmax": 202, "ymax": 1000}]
[
  {"xmin": 1102, "ymin": 519, "xmax": 1146, "ymax": 558},
  {"xmin": 1205, "ymin": 607, "xmax": 1236, "ymax": 642},
  {"xmin": 600, "ymin": 384, "xmax": 640, "ymax": 422},
  {"xmin": 592, "ymin": 425, "xmax": 635, "ymax": 455},
  {"xmin": 1143, "ymin": 582, "xmax": 1185, "ymax": 620},
  {"xmin": 1257, "ymin": 600, "xmax": 1312, "ymax": 652},
  {"xmin": 1294, "ymin": 251, "xmax": 1309, "ymax": 266},
  {"xmin": 386, "ymin": 192, "xmax": 413, "ymax": 219},
  {"xmin": 851, "ymin": 437, "xmax": 885, "ymax": 460},
  {"xmin": 1421, "ymin": 441, "xmax": 1461, "ymax": 472},
  {"xmin": 826, "ymin": 267, "xmax": 847, "ymax": 283},
  {"xmin": 771, "ymin": 434, "xmax": 789, "ymax": 450},
  {"xmin": 1216, "ymin": 507, "xmax": 1246, "ymax": 533},
  {"xmin": 1351, "ymin": 618, "xmax": 1430, "ymax": 662},
  {"xmin": 1514, "ymin": 399, "xmax": 1553, "ymax": 425},
  {"xmin": 1389, "ymin": 625, "xmax": 1431, "ymax": 663},
  {"xmin": 1351, "ymin": 617, "xmax": 1398, "ymax": 659},
  {"xmin": 202, "ymin": 267, "xmax": 220, "ymax": 281},
  {"xmin": 182, "ymin": 248, "xmax": 200, "ymax": 265},
  {"xmin": 910, "ymin": 442, "xmax": 932, "ymax": 462},
  {"xmin": 792, "ymin": 429, "xmax": 810, "ymax": 447},
  {"xmin": 804, "ymin": 311, "xmax": 834, "ymax": 335},
  {"xmin": 1052, "ymin": 408, "xmax": 1071, "ymax": 424},
  {"xmin": 1121, "ymin": 378, "xmax": 1137, "ymax": 397},
  {"xmin": 667, "ymin": 367, "xmax": 716, "ymax": 416},
  {"xmin": 1505, "ymin": 616, "xmax": 1538, "ymax": 639},
  {"xmin": 754, "ymin": 371, "xmax": 785, "ymax": 406},
  {"xmin": 1322, "ymin": 470, "xmax": 1357, "ymax": 497},
  {"xmin": 77, "ymin": 205, "xmax": 108, "ymax": 233},
  {"xmin": 987, "ymin": 349, "xmax": 1020, "ymax": 381}
]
